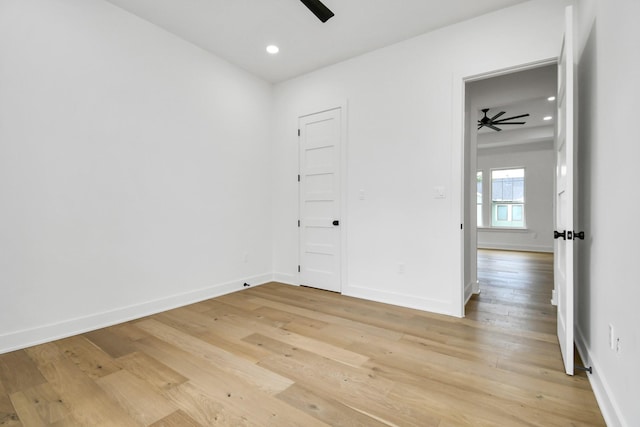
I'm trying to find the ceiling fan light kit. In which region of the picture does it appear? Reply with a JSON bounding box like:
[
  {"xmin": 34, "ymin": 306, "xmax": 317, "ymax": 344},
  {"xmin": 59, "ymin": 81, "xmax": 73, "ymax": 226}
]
[
  {"xmin": 477, "ymin": 108, "xmax": 530, "ymax": 132},
  {"xmin": 300, "ymin": 0, "xmax": 335, "ymax": 23}
]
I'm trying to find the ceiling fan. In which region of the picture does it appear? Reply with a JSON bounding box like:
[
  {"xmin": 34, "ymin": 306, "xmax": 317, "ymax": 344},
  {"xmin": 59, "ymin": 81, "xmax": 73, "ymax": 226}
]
[
  {"xmin": 300, "ymin": 0, "xmax": 335, "ymax": 23},
  {"xmin": 478, "ymin": 108, "xmax": 530, "ymax": 132}
]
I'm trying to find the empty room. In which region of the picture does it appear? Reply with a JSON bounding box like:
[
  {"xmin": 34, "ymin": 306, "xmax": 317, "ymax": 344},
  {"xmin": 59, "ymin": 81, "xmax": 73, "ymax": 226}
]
[{"xmin": 1, "ymin": 0, "xmax": 638, "ymax": 425}]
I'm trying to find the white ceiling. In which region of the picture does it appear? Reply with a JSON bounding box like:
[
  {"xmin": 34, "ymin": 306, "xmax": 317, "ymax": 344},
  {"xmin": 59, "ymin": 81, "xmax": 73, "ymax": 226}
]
[
  {"xmin": 103, "ymin": 0, "xmax": 530, "ymax": 83},
  {"xmin": 471, "ymin": 64, "xmax": 557, "ymax": 147},
  {"xmin": 478, "ymin": 96, "xmax": 556, "ymax": 134}
]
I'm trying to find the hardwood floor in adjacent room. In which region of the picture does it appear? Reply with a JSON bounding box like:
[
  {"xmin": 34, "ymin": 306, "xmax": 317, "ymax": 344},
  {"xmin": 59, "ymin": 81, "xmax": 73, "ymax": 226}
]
[
  {"xmin": 0, "ymin": 250, "xmax": 605, "ymax": 426},
  {"xmin": 470, "ymin": 249, "xmax": 558, "ymax": 336}
]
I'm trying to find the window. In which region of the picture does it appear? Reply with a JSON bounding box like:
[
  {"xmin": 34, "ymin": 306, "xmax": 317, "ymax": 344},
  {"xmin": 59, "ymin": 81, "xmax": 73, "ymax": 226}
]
[
  {"xmin": 491, "ymin": 168, "xmax": 525, "ymax": 228},
  {"xmin": 476, "ymin": 171, "xmax": 483, "ymax": 227}
]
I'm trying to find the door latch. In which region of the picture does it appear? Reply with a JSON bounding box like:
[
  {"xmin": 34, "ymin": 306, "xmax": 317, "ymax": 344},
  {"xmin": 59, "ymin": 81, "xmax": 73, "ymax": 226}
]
[{"xmin": 332, "ymin": 220, "xmax": 340, "ymax": 226}]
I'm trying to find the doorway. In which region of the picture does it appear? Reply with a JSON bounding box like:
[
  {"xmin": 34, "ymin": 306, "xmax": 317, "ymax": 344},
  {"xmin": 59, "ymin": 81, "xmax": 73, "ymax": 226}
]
[
  {"xmin": 463, "ymin": 63, "xmax": 558, "ymax": 313},
  {"xmin": 298, "ymin": 107, "xmax": 343, "ymax": 293}
]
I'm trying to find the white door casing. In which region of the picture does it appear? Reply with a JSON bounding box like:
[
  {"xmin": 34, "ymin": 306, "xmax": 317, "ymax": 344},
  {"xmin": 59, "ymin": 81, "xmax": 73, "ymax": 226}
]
[
  {"xmin": 299, "ymin": 108, "xmax": 342, "ymax": 293},
  {"xmin": 554, "ymin": 5, "xmax": 576, "ymax": 376}
]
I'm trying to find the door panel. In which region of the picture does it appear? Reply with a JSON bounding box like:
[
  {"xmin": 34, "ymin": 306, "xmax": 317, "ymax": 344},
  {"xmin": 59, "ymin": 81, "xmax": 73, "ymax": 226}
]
[
  {"xmin": 299, "ymin": 108, "xmax": 341, "ymax": 292},
  {"xmin": 554, "ymin": 5, "xmax": 575, "ymax": 376}
]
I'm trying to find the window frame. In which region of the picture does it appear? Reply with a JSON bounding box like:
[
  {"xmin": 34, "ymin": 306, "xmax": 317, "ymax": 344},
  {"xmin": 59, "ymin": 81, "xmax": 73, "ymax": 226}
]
[
  {"xmin": 489, "ymin": 166, "xmax": 526, "ymax": 229},
  {"xmin": 476, "ymin": 170, "xmax": 483, "ymax": 227}
]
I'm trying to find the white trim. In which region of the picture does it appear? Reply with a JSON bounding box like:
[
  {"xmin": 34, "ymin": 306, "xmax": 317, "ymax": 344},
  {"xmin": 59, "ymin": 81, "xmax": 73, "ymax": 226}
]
[
  {"xmin": 454, "ymin": 57, "xmax": 558, "ymax": 318},
  {"xmin": 452, "ymin": 71, "xmax": 466, "ymax": 318},
  {"xmin": 272, "ymin": 272, "xmax": 299, "ymax": 286},
  {"xmin": 340, "ymin": 102, "xmax": 349, "ymax": 294},
  {"xmin": 273, "ymin": 281, "xmax": 300, "ymax": 288},
  {"xmin": 478, "ymin": 227, "xmax": 529, "ymax": 232},
  {"xmin": 575, "ymin": 326, "xmax": 628, "ymax": 427},
  {"xmin": 0, "ymin": 273, "xmax": 272, "ymax": 355},
  {"xmin": 344, "ymin": 284, "xmax": 452, "ymax": 316},
  {"xmin": 478, "ymin": 136, "xmax": 554, "ymax": 150},
  {"xmin": 463, "ymin": 58, "xmax": 559, "ymax": 83},
  {"xmin": 477, "ymin": 243, "xmax": 553, "ymax": 253},
  {"xmin": 464, "ymin": 281, "xmax": 475, "ymax": 305}
]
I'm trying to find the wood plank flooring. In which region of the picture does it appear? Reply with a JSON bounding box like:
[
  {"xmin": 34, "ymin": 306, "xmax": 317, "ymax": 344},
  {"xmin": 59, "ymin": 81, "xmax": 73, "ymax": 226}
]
[{"xmin": 0, "ymin": 250, "xmax": 605, "ymax": 426}]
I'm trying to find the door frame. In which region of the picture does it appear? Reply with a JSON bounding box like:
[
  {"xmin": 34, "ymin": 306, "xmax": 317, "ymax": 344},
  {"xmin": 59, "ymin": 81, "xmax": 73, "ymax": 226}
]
[
  {"xmin": 297, "ymin": 101, "xmax": 348, "ymax": 292},
  {"xmin": 454, "ymin": 58, "xmax": 558, "ymax": 317}
]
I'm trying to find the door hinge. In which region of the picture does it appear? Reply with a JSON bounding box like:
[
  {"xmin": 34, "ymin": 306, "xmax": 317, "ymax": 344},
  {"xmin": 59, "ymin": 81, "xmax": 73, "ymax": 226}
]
[
  {"xmin": 298, "ymin": 174, "xmax": 300, "ymax": 182},
  {"xmin": 298, "ymin": 129, "xmax": 301, "ymax": 136},
  {"xmin": 298, "ymin": 220, "xmax": 300, "ymax": 227},
  {"xmin": 298, "ymin": 265, "xmax": 301, "ymax": 273},
  {"xmin": 461, "ymin": 224, "xmax": 463, "ymax": 230}
]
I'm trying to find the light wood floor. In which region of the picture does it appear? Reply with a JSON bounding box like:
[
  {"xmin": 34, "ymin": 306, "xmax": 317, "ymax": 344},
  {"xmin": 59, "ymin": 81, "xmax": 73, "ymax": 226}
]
[{"xmin": 0, "ymin": 250, "xmax": 605, "ymax": 426}]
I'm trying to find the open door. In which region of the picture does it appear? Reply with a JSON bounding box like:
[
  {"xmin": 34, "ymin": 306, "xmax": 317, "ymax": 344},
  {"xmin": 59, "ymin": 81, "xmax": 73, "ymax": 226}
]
[{"xmin": 554, "ymin": 5, "xmax": 576, "ymax": 376}]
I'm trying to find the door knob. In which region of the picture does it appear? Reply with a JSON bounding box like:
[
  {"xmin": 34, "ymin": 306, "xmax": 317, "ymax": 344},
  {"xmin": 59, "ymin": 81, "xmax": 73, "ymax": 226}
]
[
  {"xmin": 332, "ymin": 220, "xmax": 340, "ymax": 226},
  {"xmin": 554, "ymin": 230, "xmax": 566, "ymax": 240}
]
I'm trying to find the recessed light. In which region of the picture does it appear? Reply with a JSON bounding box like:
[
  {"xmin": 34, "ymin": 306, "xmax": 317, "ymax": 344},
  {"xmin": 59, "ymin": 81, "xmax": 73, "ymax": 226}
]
[
  {"xmin": 266, "ymin": 45, "xmax": 279, "ymax": 54},
  {"xmin": 544, "ymin": 116, "xmax": 553, "ymax": 121},
  {"xmin": 547, "ymin": 96, "xmax": 556, "ymax": 101}
]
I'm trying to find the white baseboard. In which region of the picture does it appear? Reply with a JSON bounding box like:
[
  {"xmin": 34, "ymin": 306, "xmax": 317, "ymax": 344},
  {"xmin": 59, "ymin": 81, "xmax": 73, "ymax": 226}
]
[
  {"xmin": 575, "ymin": 326, "xmax": 627, "ymax": 427},
  {"xmin": 464, "ymin": 282, "xmax": 472, "ymax": 304},
  {"xmin": 272, "ymin": 272, "xmax": 298, "ymax": 286},
  {"xmin": 343, "ymin": 284, "xmax": 455, "ymax": 317},
  {"xmin": 0, "ymin": 273, "xmax": 272, "ymax": 355},
  {"xmin": 464, "ymin": 281, "xmax": 479, "ymax": 305},
  {"xmin": 477, "ymin": 243, "xmax": 553, "ymax": 253}
]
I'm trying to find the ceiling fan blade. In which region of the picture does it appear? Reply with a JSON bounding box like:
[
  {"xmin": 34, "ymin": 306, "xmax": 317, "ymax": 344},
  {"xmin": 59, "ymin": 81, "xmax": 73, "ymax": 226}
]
[
  {"xmin": 486, "ymin": 124, "xmax": 502, "ymax": 132},
  {"xmin": 494, "ymin": 122, "xmax": 526, "ymax": 125},
  {"xmin": 490, "ymin": 111, "xmax": 506, "ymax": 121},
  {"xmin": 493, "ymin": 113, "xmax": 530, "ymax": 123},
  {"xmin": 300, "ymin": 0, "xmax": 335, "ymax": 23}
]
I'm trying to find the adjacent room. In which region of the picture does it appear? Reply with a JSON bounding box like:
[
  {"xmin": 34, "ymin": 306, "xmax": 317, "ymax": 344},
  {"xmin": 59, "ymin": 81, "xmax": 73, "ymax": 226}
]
[
  {"xmin": 464, "ymin": 65, "xmax": 557, "ymax": 335},
  {"xmin": 1, "ymin": 0, "xmax": 638, "ymax": 425}
]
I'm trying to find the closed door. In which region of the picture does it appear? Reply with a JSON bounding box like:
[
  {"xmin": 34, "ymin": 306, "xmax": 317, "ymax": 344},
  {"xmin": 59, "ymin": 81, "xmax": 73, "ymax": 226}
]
[
  {"xmin": 554, "ymin": 5, "xmax": 576, "ymax": 376},
  {"xmin": 299, "ymin": 108, "xmax": 342, "ymax": 292}
]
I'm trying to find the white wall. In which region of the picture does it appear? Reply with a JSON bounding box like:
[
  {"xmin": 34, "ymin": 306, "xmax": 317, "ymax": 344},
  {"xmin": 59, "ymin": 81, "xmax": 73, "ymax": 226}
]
[
  {"xmin": 575, "ymin": 0, "xmax": 640, "ymax": 425},
  {"xmin": 477, "ymin": 141, "xmax": 555, "ymax": 252},
  {"xmin": 272, "ymin": 0, "xmax": 571, "ymax": 317},
  {"xmin": 0, "ymin": 0, "xmax": 273, "ymax": 353}
]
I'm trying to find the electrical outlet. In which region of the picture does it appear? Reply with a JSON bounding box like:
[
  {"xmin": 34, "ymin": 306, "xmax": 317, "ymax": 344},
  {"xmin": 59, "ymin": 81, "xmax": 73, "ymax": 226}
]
[
  {"xmin": 616, "ymin": 337, "xmax": 621, "ymax": 354},
  {"xmin": 398, "ymin": 263, "xmax": 405, "ymax": 274},
  {"xmin": 243, "ymin": 252, "xmax": 249, "ymax": 263}
]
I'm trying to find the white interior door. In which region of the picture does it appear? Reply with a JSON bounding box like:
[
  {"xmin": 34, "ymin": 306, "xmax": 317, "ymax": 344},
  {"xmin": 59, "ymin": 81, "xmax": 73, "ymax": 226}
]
[
  {"xmin": 299, "ymin": 108, "xmax": 342, "ymax": 292},
  {"xmin": 554, "ymin": 5, "xmax": 576, "ymax": 376}
]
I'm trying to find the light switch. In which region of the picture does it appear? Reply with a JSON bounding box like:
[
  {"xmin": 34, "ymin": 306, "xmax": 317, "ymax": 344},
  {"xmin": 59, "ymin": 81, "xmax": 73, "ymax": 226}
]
[
  {"xmin": 359, "ymin": 189, "xmax": 365, "ymax": 200},
  {"xmin": 434, "ymin": 186, "xmax": 446, "ymax": 199}
]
